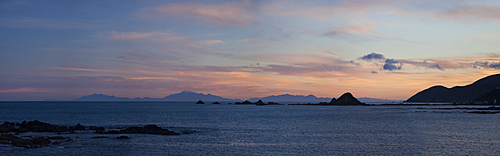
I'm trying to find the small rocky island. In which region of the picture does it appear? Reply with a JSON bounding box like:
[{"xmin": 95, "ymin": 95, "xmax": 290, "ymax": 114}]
[
  {"xmin": 291, "ymin": 92, "xmax": 367, "ymax": 105},
  {"xmin": 0, "ymin": 120, "xmax": 182, "ymax": 149}
]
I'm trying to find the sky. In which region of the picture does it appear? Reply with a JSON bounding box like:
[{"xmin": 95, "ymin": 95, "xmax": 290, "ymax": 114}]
[{"xmin": 0, "ymin": 0, "xmax": 499, "ymax": 101}]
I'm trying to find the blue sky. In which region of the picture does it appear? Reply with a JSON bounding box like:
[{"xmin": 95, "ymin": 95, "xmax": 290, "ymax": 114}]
[{"xmin": 1, "ymin": 0, "xmax": 499, "ymax": 100}]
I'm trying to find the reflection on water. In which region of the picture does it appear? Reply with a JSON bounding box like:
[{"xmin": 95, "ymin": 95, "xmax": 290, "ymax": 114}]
[{"xmin": 0, "ymin": 102, "xmax": 499, "ymax": 155}]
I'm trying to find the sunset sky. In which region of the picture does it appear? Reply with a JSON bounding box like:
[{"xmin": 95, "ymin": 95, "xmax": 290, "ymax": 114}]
[{"xmin": 1, "ymin": 0, "xmax": 499, "ymax": 101}]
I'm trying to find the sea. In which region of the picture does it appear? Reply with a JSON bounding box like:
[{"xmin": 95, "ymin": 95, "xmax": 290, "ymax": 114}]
[{"xmin": 0, "ymin": 101, "xmax": 499, "ymax": 156}]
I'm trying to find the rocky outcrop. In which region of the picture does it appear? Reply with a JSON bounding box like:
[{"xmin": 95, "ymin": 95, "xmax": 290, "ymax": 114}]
[
  {"xmin": 235, "ymin": 100, "xmax": 254, "ymax": 104},
  {"xmin": 122, "ymin": 125, "xmax": 179, "ymax": 135},
  {"xmin": 255, "ymin": 100, "xmax": 265, "ymax": 105},
  {"xmin": 0, "ymin": 134, "xmax": 52, "ymax": 148},
  {"xmin": 329, "ymin": 92, "xmax": 365, "ymax": 105},
  {"xmin": 196, "ymin": 100, "xmax": 205, "ymax": 104},
  {"xmin": 0, "ymin": 120, "xmax": 89, "ymax": 133},
  {"xmin": 0, "ymin": 120, "xmax": 184, "ymax": 148},
  {"xmin": 407, "ymin": 74, "xmax": 500, "ymax": 103}
]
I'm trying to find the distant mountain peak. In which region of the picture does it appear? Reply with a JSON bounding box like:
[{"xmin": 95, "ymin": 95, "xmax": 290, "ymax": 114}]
[
  {"xmin": 73, "ymin": 91, "xmax": 240, "ymax": 101},
  {"xmin": 72, "ymin": 93, "xmax": 130, "ymax": 101}
]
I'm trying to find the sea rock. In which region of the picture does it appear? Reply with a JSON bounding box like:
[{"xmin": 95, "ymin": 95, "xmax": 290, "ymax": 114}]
[
  {"xmin": 0, "ymin": 122, "xmax": 17, "ymax": 133},
  {"xmin": 242, "ymin": 100, "xmax": 253, "ymax": 104},
  {"xmin": 255, "ymin": 100, "xmax": 265, "ymax": 105},
  {"xmin": 18, "ymin": 120, "xmax": 59, "ymax": 132},
  {"xmin": 212, "ymin": 101, "xmax": 221, "ymax": 104},
  {"xmin": 329, "ymin": 98, "xmax": 337, "ymax": 104},
  {"xmin": 11, "ymin": 137, "xmax": 51, "ymax": 148},
  {"xmin": 94, "ymin": 127, "xmax": 106, "ymax": 134},
  {"xmin": 329, "ymin": 92, "xmax": 365, "ymax": 105},
  {"xmin": 47, "ymin": 136, "xmax": 67, "ymax": 140},
  {"xmin": 196, "ymin": 100, "xmax": 205, "ymax": 104},
  {"xmin": 0, "ymin": 133, "xmax": 20, "ymax": 142},
  {"xmin": 122, "ymin": 125, "xmax": 180, "ymax": 135},
  {"xmin": 72, "ymin": 124, "xmax": 86, "ymax": 131},
  {"xmin": 116, "ymin": 136, "xmax": 130, "ymax": 139}
]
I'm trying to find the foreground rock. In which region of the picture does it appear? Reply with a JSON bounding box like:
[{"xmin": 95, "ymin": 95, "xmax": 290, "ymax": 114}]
[
  {"xmin": 0, "ymin": 120, "xmax": 91, "ymax": 133},
  {"xmin": 0, "ymin": 120, "xmax": 183, "ymax": 149},
  {"xmin": 0, "ymin": 134, "xmax": 51, "ymax": 148}
]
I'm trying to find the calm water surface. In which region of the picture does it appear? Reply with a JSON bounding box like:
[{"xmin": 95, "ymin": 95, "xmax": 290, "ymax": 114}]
[{"xmin": 0, "ymin": 102, "xmax": 499, "ymax": 155}]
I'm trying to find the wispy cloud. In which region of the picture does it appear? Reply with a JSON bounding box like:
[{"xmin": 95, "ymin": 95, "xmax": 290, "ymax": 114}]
[
  {"xmin": 136, "ymin": 1, "xmax": 256, "ymax": 26},
  {"xmin": 0, "ymin": 17, "xmax": 91, "ymax": 29},
  {"xmin": 188, "ymin": 40, "xmax": 225, "ymax": 47},
  {"xmin": 263, "ymin": 0, "xmax": 395, "ymax": 19},
  {"xmin": 108, "ymin": 31, "xmax": 186, "ymax": 42},
  {"xmin": 438, "ymin": 5, "xmax": 500, "ymax": 21},
  {"xmin": 0, "ymin": 88, "xmax": 53, "ymax": 93}
]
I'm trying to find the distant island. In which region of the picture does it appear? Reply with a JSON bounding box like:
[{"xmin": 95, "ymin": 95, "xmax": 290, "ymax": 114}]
[
  {"xmin": 406, "ymin": 74, "xmax": 500, "ymax": 104},
  {"xmin": 291, "ymin": 92, "xmax": 367, "ymax": 106},
  {"xmin": 247, "ymin": 94, "xmax": 397, "ymax": 103},
  {"xmin": 71, "ymin": 91, "xmax": 398, "ymax": 103},
  {"xmin": 72, "ymin": 91, "xmax": 241, "ymax": 101}
]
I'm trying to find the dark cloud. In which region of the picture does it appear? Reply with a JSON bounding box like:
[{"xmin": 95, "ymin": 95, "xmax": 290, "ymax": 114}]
[
  {"xmin": 383, "ymin": 59, "xmax": 402, "ymax": 71},
  {"xmin": 360, "ymin": 52, "xmax": 386, "ymax": 61},
  {"xmin": 428, "ymin": 64, "xmax": 444, "ymax": 71},
  {"xmin": 471, "ymin": 61, "xmax": 500, "ymax": 69},
  {"xmin": 490, "ymin": 63, "xmax": 500, "ymax": 69},
  {"xmin": 370, "ymin": 71, "xmax": 378, "ymax": 74}
]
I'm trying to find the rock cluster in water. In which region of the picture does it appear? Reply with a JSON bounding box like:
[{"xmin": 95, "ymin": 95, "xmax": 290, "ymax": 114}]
[
  {"xmin": 234, "ymin": 99, "xmax": 281, "ymax": 105},
  {"xmin": 0, "ymin": 120, "xmax": 181, "ymax": 149}
]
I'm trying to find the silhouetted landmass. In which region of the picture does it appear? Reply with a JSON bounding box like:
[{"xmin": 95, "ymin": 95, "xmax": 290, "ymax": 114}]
[
  {"xmin": 234, "ymin": 99, "xmax": 282, "ymax": 105},
  {"xmin": 473, "ymin": 89, "xmax": 500, "ymax": 104},
  {"xmin": 247, "ymin": 94, "xmax": 330, "ymax": 103},
  {"xmin": 72, "ymin": 91, "xmax": 241, "ymax": 101},
  {"xmin": 161, "ymin": 91, "xmax": 241, "ymax": 101},
  {"xmin": 196, "ymin": 100, "xmax": 205, "ymax": 104},
  {"xmin": 406, "ymin": 74, "xmax": 500, "ymax": 103},
  {"xmin": 247, "ymin": 94, "xmax": 398, "ymax": 103},
  {"xmin": 72, "ymin": 93, "xmax": 131, "ymax": 101},
  {"xmin": 292, "ymin": 92, "xmax": 367, "ymax": 105},
  {"xmin": 329, "ymin": 92, "xmax": 366, "ymax": 105}
]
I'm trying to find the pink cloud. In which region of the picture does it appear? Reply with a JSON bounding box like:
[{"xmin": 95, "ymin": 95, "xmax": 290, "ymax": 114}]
[
  {"xmin": 137, "ymin": 1, "xmax": 255, "ymax": 26},
  {"xmin": 188, "ymin": 40, "xmax": 225, "ymax": 47},
  {"xmin": 0, "ymin": 88, "xmax": 52, "ymax": 93},
  {"xmin": 439, "ymin": 5, "xmax": 500, "ymax": 21},
  {"xmin": 323, "ymin": 23, "xmax": 383, "ymax": 38},
  {"xmin": 0, "ymin": 17, "xmax": 91, "ymax": 29},
  {"xmin": 108, "ymin": 31, "xmax": 186, "ymax": 41}
]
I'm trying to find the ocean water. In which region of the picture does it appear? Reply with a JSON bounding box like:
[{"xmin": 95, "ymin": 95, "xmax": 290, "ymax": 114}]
[{"xmin": 0, "ymin": 101, "xmax": 499, "ymax": 155}]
